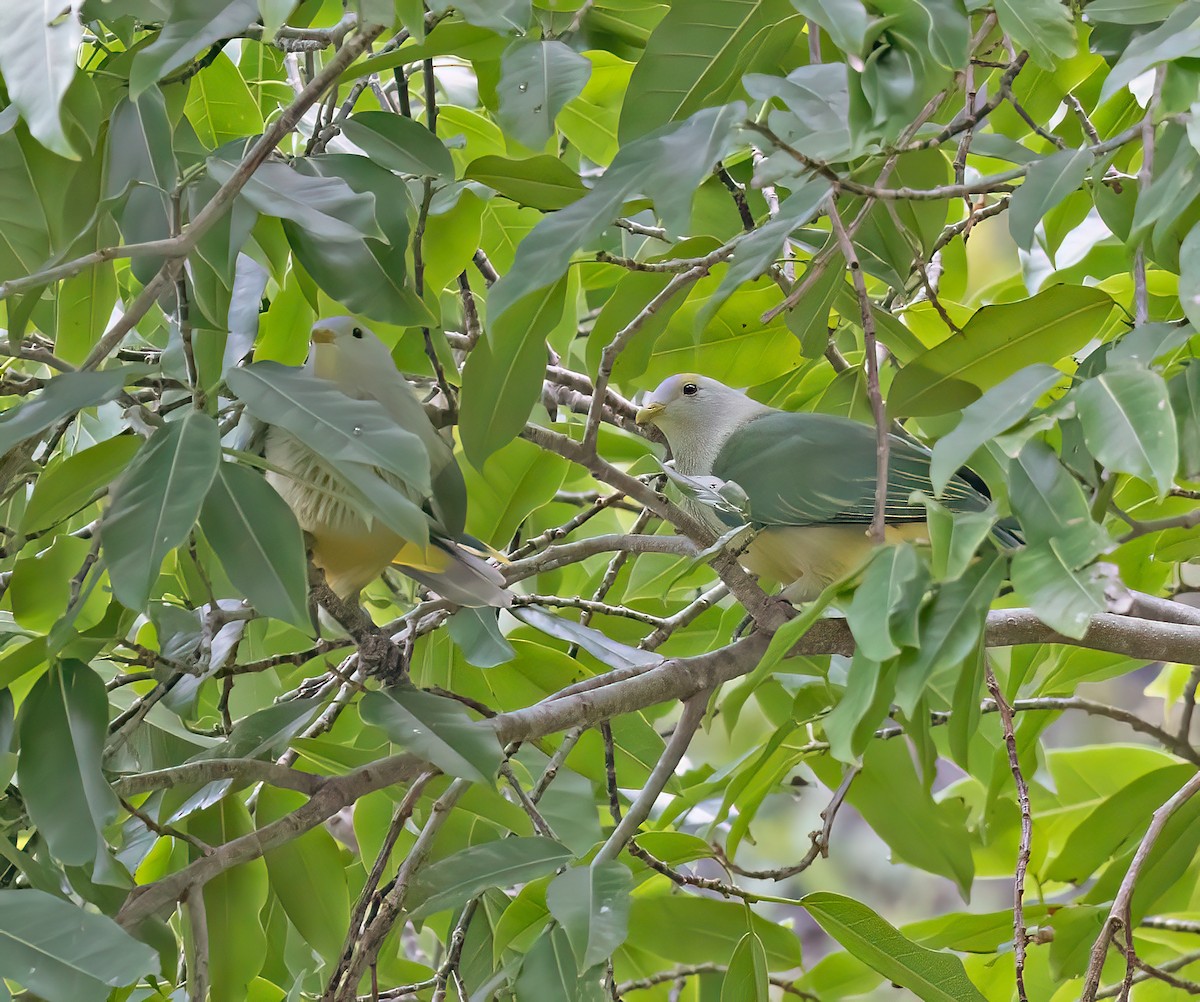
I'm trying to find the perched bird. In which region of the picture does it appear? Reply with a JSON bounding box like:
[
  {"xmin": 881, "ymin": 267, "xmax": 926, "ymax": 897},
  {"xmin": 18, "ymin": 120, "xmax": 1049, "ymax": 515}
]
[
  {"xmin": 636, "ymin": 373, "xmax": 1004, "ymax": 600},
  {"xmin": 263, "ymin": 318, "xmax": 509, "ymax": 606}
]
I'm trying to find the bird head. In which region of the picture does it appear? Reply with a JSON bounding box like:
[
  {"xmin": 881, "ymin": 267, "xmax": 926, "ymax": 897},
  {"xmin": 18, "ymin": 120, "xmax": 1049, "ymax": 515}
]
[
  {"xmin": 308, "ymin": 317, "xmax": 397, "ymax": 384},
  {"xmin": 636, "ymin": 374, "xmax": 762, "ymax": 434}
]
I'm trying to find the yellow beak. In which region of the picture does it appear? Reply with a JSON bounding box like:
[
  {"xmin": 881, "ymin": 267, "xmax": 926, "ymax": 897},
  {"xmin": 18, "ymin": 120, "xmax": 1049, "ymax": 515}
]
[
  {"xmin": 311, "ymin": 327, "xmax": 336, "ymax": 344},
  {"xmin": 635, "ymin": 401, "xmax": 665, "ymax": 425}
]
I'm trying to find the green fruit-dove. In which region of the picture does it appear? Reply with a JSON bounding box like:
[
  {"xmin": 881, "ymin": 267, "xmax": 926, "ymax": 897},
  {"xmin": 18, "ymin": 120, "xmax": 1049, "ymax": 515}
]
[
  {"xmin": 636, "ymin": 373, "xmax": 1007, "ymax": 600},
  {"xmin": 263, "ymin": 318, "xmax": 509, "ymax": 605}
]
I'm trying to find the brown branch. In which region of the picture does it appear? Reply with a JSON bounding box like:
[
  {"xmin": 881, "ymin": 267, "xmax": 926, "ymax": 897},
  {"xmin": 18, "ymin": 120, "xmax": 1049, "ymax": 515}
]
[
  {"xmin": 1082, "ymin": 771, "xmax": 1200, "ymax": 1001},
  {"xmin": 827, "ymin": 204, "xmax": 888, "ymax": 542},
  {"xmin": 987, "ymin": 661, "xmax": 1032, "ymax": 1002}
]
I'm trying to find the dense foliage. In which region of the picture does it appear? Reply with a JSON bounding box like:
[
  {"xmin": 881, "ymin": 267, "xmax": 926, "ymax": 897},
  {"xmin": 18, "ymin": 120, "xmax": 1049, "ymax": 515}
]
[{"xmin": 1, "ymin": 0, "xmax": 1200, "ymax": 999}]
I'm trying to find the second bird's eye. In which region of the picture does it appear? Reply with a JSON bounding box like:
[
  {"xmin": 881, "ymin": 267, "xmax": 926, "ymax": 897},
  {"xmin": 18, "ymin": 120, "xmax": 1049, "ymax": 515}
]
[
  {"xmin": 682, "ymin": 382, "xmax": 698, "ymax": 396},
  {"xmin": 352, "ymin": 327, "xmax": 364, "ymax": 339}
]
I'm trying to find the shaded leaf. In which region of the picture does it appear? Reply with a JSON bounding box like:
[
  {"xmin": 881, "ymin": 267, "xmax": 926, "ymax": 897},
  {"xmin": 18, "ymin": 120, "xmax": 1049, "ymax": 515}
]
[
  {"xmin": 465, "ymin": 154, "xmax": 588, "ymax": 210},
  {"xmin": 17, "ymin": 662, "xmax": 118, "ymax": 868},
  {"xmin": 360, "ymin": 686, "xmax": 503, "ymax": 783},
  {"xmin": 1008, "ymin": 149, "xmax": 1092, "ymax": 250},
  {"xmin": 0, "ymin": 0, "xmax": 84, "ymax": 157},
  {"xmin": 0, "ymin": 367, "xmax": 138, "ymax": 455},
  {"xmin": 199, "ymin": 461, "xmax": 309, "ymax": 629},
  {"xmin": 498, "ymin": 40, "xmax": 592, "ymax": 150},
  {"xmin": 889, "ymin": 286, "xmax": 1113, "ymax": 417},
  {"xmin": 547, "ymin": 861, "xmax": 632, "ymax": 970},
  {"xmin": 801, "ymin": 891, "xmax": 986, "ymax": 1002},
  {"xmin": 341, "ymin": 111, "xmax": 455, "ymax": 179},
  {"xmin": 993, "ymin": 0, "xmax": 1076, "ymax": 69},
  {"xmin": 1074, "ymin": 367, "xmax": 1178, "ymax": 496},
  {"xmin": 409, "ymin": 836, "xmax": 571, "ymax": 919},
  {"xmin": 722, "ymin": 931, "xmax": 770, "ymax": 1002},
  {"xmin": 129, "ymin": 0, "xmax": 260, "ymax": 96},
  {"xmin": 0, "ymin": 889, "xmax": 159, "ymax": 1001},
  {"xmin": 101, "ymin": 410, "xmax": 222, "ymax": 611}
]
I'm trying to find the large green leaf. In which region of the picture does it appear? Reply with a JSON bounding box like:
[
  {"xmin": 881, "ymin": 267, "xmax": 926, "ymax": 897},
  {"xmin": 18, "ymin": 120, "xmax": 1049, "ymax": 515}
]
[
  {"xmin": 465, "ymin": 155, "xmax": 587, "ymax": 210},
  {"xmin": 199, "ymin": 461, "xmax": 309, "ymax": 629},
  {"xmin": 1007, "ymin": 441, "xmax": 1109, "ymax": 566},
  {"xmin": 888, "ymin": 286, "xmax": 1114, "ymax": 417},
  {"xmin": 1073, "ymin": 367, "xmax": 1178, "ymax": 496},
  {"xmin": 0, "ymin": 888, "xmax": 160, "ymax": 1001},
  {"xmin": 408, "ymin": 836, "xmax": 572, "ymax": 919},
  {"xmin": 101, "ymin": 409, "xmax": 222, "ymax": 611},
  {"xmin": 459, "ymin": 276, "xmax": 568, "ymax": 467},
  {"xmin": 17, "ymin": 661, "xmax": 117, "ymax": 870},
  {"xmin": 722, "ymin": 932, "xmax": 771, "ymax": 1002},
  {"xmin": 992, "ymin": 0, "xmax": 1077, "ymax": 69},
  {"xmin": 487, "ymin": 103, "xmax": 745, "ymax": 321},
  {"xmin": 186, "ymin": 798, "xmax": 269, "ymax": 1000},
  {"xmin": 497, "ymin": 40, "xmax": 592, "ymax": 150},
  {"xmin": 801, "ymin": 892, "xmax": 987, "ymax": 1002},
  {"xmin": 1008, "ymin": 149, "xmax": 1092, "ymax": 250},
  {"xmin": 546, "ymin": 862, "xmax": 632, "ymax": 970},
  {"xmin": 227, "ymin": 362, "xmax": 431, "ymax": 491},
  {"xmin": 341, "ymin": 111, "xmax": 455, "ymax": 180},
  {"xmin": 0, "ymin": 368, "xmax": 138, "ymax": 456},
  {"xmin": 359, "ymin": 686, "xmax": 503, "ymax": 783},
  {"xmin": 929, "ymin": 364, "xmax": 1061, "ymax": 494},
  {"xmin": 619, "ymin": 0, "xmax": 799, "ymax": 142},
  {"xmin": 513, "ymin": 924, "xmax": 583, "ymax": 1002},
  {"xmin": 256, "ymin": 786, "xmax": 350, "ymax": 964},
  {"xmin": 625, "ymin": 893, "xmax": 803, "ymax": 968},
  {"xmin": 1010, "ymin": 540, "xmax": 1106, "ymax": 639},
  {"xmin": 0, "ymin": 1, "xmax": 83, "ymax": 157},
  {"xmin": 845, "ymin": 544, "xmax": 928, "ymax": 662},
  {"xmin": 129, "ymin": 0, "xmax": 260, "ymax": 96}
]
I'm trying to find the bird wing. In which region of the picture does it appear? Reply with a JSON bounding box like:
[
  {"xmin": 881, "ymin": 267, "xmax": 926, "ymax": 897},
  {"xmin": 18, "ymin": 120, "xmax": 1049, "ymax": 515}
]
[{"xmin": 711, "ymin": 411, "xmax": 988, "ymax": 527}]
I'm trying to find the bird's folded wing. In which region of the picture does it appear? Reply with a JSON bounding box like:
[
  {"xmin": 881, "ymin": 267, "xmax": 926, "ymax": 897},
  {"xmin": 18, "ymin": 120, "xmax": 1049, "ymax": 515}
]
[{"xmin": 712, "ymin": 411, "xmax": 988, "ymax": 526}]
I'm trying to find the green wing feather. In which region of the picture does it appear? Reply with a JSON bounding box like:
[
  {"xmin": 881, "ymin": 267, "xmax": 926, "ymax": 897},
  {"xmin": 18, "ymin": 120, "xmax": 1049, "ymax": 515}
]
[{"xmin": 711, "ymin": 412, "xmax": 988, "ymax": 527}]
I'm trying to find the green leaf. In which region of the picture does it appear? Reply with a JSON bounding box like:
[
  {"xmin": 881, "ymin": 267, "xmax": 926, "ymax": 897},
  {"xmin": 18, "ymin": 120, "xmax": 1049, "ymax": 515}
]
[
  {"xmin": 184, "ymin": 50, "xmax": 263, "ymax": 148},
  {"xmin": 187, "ymin": 798, "xmax": 269, "ymax": 999},
  {"xmin": 282, "ymin": 154, "xmax": 428, "ymax": 327},
  {"xmin": 1008, "ymin": 149, "xmax": 1092, "ymax": 250},
  {"xmin": 0, "ymin": 0, "xmax": 84, "ymax": 157},
  {"xmin": 625, "ymin": 893, "xmax": 803, "ymax": 968},
  {"xmin": 619, "ymin": 0, "xmax": 799, "ymax": 142},
  {"xmin": 460, "ymin": 276, "xmax": 569, "ymax": 467},
  {"xmin": 722, "ymin": 932, "xmax": 771, "ymax": 1002},
  {"xmin": 1010, "ymin": 540, "xmax": 1106, "ymax": 638},
  {"xmin": 893, "ymin": 555, "xmax": 1005, "ymax": 715},
  {"xmin": 509, "ymin": 605, "xmax": 662, "ymax": 671},
  {"xmin": 497, "ymin": 40, "xmax": 592, "ymax": 150},
  {"xmin": 0, "ymin": 888, "xmax": 159, "ymax": 1001},
  {"xmin": 408, "ymin": 836, "xmax": 572, "ymax": 919},
  {"xmin": 1099, "ymin": 3, "xmax": 1200, "ymax": 103},
  {"xmin": 465, "ymin": 154, "xmax": 587, "ymax": 210},
  {"xmin": 427, "ymin": 0, "xmax": 530, "ymax": 34},
  {"xmin": 20, "ymin": 435, "xmax": 141, "ymax": 536},
  {"xmin": 129, "ymin": 0, "xmax": 260, "ymax": 97},
  {"xmin": 10, "ymin": 535, "xmax": 107, "ymax": 637},
  {"xmin": 930, "ymin": 364, "xmax": 1061, "ymax": 494},
  {"xmin": 0, "ymin": 368, "xmax": 138, "ymax": 456},
  {"xmin": 100, "ymin": 410, "xmax": 221, "ymax": 611},
  {"xmin": 888, "ymin": 286, "xmax": 1114, "ymax": 417},
  {"xmin": 1007, "ymin": 441, "xmax": 1108, "ymax": 566},
  {"xmin": 993, "ymin": 0, "xmax": 1076, "ymax": 69},
  {"xmin": 359, "ymin": 686, "xmax": 503, "ymax": 783},
  {"xmin": 790, "ymin": 0, "xmax": 869, "ymax": 54},
  {"xmin": 1074, "ymin": 367, "xmax": 1178, "ymax": 496},
  {"xmin": 227, "ymin": 362, "xmax": 431, "ymax": 492},
  {"xmin": 1170, "ymin": 359, "xmax": 1200, "ymax": 477},
  {"xmin": 801, "ymin": 892, "xmax": 986, "ymax": 1002},
  {"xmin": 448, "ymin": 607, "xmax": 515, "ymax": 668},
  {"xmin": 256, "ymin": 786, "xmax": 350, "ymax": 963},
  {"xmin": 341, "ymin": 111, "xmax": 455, "ymax": 179},
  {"xmin": 17, "ymin": 662, "xmax": 119, "ymax": 868},
  {"xmin": 546, "ymin": 862, "xmax": 632, "ymax": 970},
  {"xmin": 846, "ymin": 544, "xmax": 929, "ymax": 662},
  {"xmin": 210, "ymin": 155, "xmax": 381, "ymax": 243},
  {"xmin": 488, "ymin": 103, "xmax": 745, "ymax": 321},
  {"xmin": 513, "ymin": 924, "xmax": 582, "ymax": 1002},
  {"xmin": 199, "ymin": 461, "xmax": 310, "ymax": 629}
]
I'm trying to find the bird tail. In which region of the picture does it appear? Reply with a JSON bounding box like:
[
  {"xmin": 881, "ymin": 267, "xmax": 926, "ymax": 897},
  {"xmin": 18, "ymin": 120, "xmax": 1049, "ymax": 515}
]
[
  {"xmin": 992, "ymin": 517, "xmax": 1024, "ymax": 548},
  {"xmin": 392, "ymin": 537, "xmax": 512, "ymax": 607}
]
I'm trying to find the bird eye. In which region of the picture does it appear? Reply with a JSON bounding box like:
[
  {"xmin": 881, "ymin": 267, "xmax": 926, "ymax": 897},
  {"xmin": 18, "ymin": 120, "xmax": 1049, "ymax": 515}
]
[
  {"xmin": 682, "ymin": 382, "xmax": 698, "ymax": 396},
  {"xmin": 352, "ymin": 327, "xmax": 364, "ymax": 339}
]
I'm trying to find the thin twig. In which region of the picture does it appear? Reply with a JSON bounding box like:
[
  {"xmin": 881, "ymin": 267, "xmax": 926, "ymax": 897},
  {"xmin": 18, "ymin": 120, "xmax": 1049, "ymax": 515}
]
[{"xmin": 987, "ymin": 660, "xmax": 1032, "ymax": 1002}]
